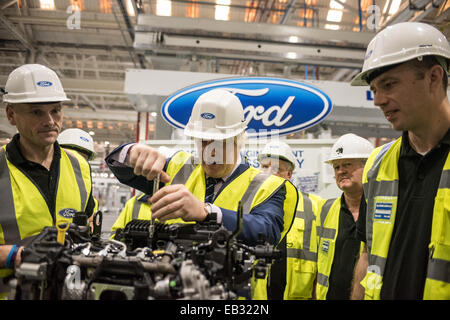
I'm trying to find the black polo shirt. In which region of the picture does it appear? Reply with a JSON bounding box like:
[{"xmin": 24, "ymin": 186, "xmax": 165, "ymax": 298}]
[
  {"xmin": 326, "ymin": 194, "xmax": 365, "ymax": 300},
  {"xmin": 357, "ymin": 129, "xmax": 450, "ymax": 299},
  {"xmin": 5, "ymin": 134, "xmax": 95, "ymax": 222}
]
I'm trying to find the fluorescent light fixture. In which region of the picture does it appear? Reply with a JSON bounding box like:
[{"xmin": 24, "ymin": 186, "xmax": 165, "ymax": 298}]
[
  {"xmin": 326, "ymin": 9, "xmax": 343, "ymax": 22},
  {"xmin": 215, "ymin": 0, "xmax": 231, "ymax": 21},
  {"xmin": 288, "ymin": 36, "xmax": 299, "ymax": 43},
  {"xmin": 383, "ymin": 0, "xmax": 401, "ymax": 15},
  {"xmin": 40, "ymin": 0, "xmax": 55, "ymax": 10},
  {"xmin": 156, "ymin": 0, "xmax": 171, "ymax": 16},
  {"xmin": 388, "ymin": 0, "xmax": 402, "ymax": 15},
  {"xmin": 126, "ymin": 0, "xmax": 135, "ymax": 16},
  {"xmin": 324, "ymin": 24, "xmax": 340, "ymax": 30},
  {"xmin": 286, "ymin": 52, "xmax": 298, "ymax": 59},
  {"xmin": 330, "ymin": 0, "xmax": 345, "ymax": 10},
  {"xmin": 383, "ymin": 0, "xmax": 391, "ymax": 13}
]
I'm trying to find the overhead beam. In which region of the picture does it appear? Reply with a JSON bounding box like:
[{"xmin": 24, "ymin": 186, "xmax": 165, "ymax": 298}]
[
  {"xmin": 382, "ymin": 0, "xmax": 439, "ymax": 28},
  {"xmin": 0, "ymin": 11, "xmax": 34, "ymax": 51},
  {"xmin": 1, "ymin": 0, "xmax": 18, "ymax": 10},
  {"xmin": 159, "ymin": 34, "xmax": 365, "ymax": 60},
  {"xmin": 62, "ymin": 108, "xmax": 136, "ymax": 122},
  {"xmin": 0, "ymin": 75, "xmax": 124, "ymax": 95},
  {"xmin": 135, "ymin": 14, "xmax": 373, "ymax": 46}
]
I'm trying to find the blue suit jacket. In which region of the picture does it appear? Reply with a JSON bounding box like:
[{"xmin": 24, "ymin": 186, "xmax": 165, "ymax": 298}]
[{"xmin": 105, "ymin": 144, "xmax": 286, "ymax": 246}]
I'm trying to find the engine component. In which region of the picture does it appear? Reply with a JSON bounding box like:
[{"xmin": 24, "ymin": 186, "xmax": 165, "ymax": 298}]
[{"xmin": 9, "ymin": 203, "xmax": 280, "ymax": 300}]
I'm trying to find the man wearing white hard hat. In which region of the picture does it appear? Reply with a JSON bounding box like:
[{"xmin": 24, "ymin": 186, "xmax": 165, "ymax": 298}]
[
  {"xmin": 0, "ymin": 64, "xmax": 96, "ymax": 299},
  {"xmin": 253, "ymin": 140, "xmax": 322, "ymax": 300},
  {"xmin": 58, "ymin": 128, "xmax": 97, "ymax": 161},
  {"xmin": 58, "ymin": 128, "xmax": 100, "ymax": 231},
  {"xmin": 105, "ymin": 89, "xmax": 298, "ymax": 248},
  {"xmin": 316, "ymin": 133, "xmax": 373, "ymax": 300},
  {"xmin": 351, "ymin": 22, "xmax": 450, "ymax": 300}
]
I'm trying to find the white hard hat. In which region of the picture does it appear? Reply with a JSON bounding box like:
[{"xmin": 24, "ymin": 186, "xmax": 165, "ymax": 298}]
[
  {"xmin": 58, "ymin": 128, "xmax": 96, "ymax": 161},
  {"xmin": 184, "ymin": 89, "xmax": 247, "ymax": 140},
  {"xmin": 2, "ymin": 64, "xmax": 70, "ymax": 104},
  {"xmin": 325, "ymin": 133, "xmax": 373, "ymax": 164},
  {"xmin": 351, "ymin": 22, "xmax": 450, "ymax": 86},
  {"xmin": 258, "ymin": 140, "xmax": 297, "ymax": 168}
]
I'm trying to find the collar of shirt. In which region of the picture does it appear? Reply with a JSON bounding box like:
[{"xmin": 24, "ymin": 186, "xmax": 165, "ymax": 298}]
[
  {"xmin": 206, "ymin": 156, "xmax": 242, "ymax": 195},
  {"xmin": 6, "ymin": 133, "xmax": 61, "ymax": 169},
  {"xmin": 401, "ymin": 128, "xmax": 450, "ymax": 157}
]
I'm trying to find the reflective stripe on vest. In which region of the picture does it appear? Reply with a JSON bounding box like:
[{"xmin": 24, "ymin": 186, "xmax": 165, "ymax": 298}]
[
  {"xmin": 64, "ymin": 150, "xmax": 88, "ymax": 211},
  {"xmin": 316, "ymin": 198, "xmax": 340, "ymax": 299},
  {"xmin": 132, "ymin": 198, "xmax": 143, "ymax": 220},
  {"xmin": 283, "ymin": 193, "xmax": 319, "ymax": 300},
  {"xmin": 317, "ymin": 198, "xmax": 337, "ymax": 241},
  {"xmin": 253, "ymin": 190, "xmax": 311, "ymax": 300},
  {"xmin": 0, "ymin": 148, "xmax": 90, "ymax": 246},
  {"xmin": 0, "ymin": 146, "xmax": 91, "ymax": 296},
  {"xmin": 0, "ymin": 149, "xmax": 19, "ymax": 244},
  {"xmin": 363, "ymin": 137, "xmax": 450, "ymax": 299},
  {"xmin": 240, "ymin": 172, "xmax": 271, "ymax": 214},
  {"xmin": 286, "ymin": 195, "xmax": 317, "ymax": 262}
]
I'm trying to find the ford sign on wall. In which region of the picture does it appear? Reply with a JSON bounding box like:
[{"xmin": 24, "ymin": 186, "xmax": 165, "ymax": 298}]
[{"xmin": 162, "ymin": 77, "xmax": 332, "ymax": 138}]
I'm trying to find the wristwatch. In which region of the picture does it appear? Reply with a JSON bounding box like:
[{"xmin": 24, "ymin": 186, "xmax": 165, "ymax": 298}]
[{"xmin": 203, "ymin": 203, "xmax": 217, "ymax": 223}]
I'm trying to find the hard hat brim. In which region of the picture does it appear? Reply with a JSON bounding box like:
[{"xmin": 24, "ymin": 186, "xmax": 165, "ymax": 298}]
[
  {"xmin": 184, "ymin": 124, "xmax": 246, "ymax": 141},
  {"xmin": 324, "ymin": 154, "xmax": 370, "ymax": 164},
  {"xmin": 3, "ymin": 96, "xmax": 71, "ymax": 104}
]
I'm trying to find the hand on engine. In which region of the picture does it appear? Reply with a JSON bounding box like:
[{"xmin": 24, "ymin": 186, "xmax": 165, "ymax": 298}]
[
  {"xmin": 149, "ymin": 184, "xmax": 208, "ymax": 222},
  {"xmin": 128, "ymin": 144, "xmax": 171, "ymax": 183}
]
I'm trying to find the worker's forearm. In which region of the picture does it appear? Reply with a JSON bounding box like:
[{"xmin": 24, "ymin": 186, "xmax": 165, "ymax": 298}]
[
  {"xmin": 0, "ymin": 245, "xmax": 24, "ymax": 269},
  {"xmin": 351, "ymin": 245, "xmax": 368, "ymax": 300}
]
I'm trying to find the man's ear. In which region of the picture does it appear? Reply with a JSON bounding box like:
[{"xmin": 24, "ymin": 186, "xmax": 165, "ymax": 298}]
[
  {"xmin": 428, "ymin": 64, "xmax": 444, "ymax": 94},
  {"xmin": 5, "ymin": 104, "xmax": 16, "ymax": 126},
  {"xmin": 287, "ymin": 169, "xmax": 293, "ymax": 180}
]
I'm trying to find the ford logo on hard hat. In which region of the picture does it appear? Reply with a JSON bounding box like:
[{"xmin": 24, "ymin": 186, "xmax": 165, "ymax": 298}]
[
  {"xmin": 162, "ymin": 77, "xmax": 332, "ymax": 138},
  {"xmin": 37, "ymin": 81, "xmax": 53, "ymax": 87},
  {"xmin": 200, "ymin": 112, "xmax": 215, "ymax": 120}
]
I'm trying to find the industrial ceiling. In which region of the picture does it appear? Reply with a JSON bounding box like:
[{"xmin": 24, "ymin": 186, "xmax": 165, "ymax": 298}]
[{"xmin": 0, "ymin": 0, "xmax": 448, "ymax": 155}]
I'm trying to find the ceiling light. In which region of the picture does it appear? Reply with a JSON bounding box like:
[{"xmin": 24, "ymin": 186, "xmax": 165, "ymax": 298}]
[
  {"xmin": 89, "ymin": 131, "xmax": 95, "ymax": 136},
  {"xmin": 286, "ymin": 52, "xmax": 298, "ymax": 59},
  {"xmin": 288, "ymin": 36, "xmax": 299, "ymax": 43},
  {"xmin": 329, "ymin": 0, "xmax": 345, "ymax": 10},
  {"xmin": 326, "ymin": 10, "xmax": 343, "ymax": 23},
  {"xmin": 126, "ymin": 0, "xmax": 135, "ymax": 16},
  {"xmin": 325, "ymin": 24, "xmax": 340, "ymax": 30},
  {"xmin": 388, "ymin": 0, "xmax": 402, "ymax": 15},
  {"xmin": 156, "ymin": 0, "xmax": 171, "ymax": 16},
  {"xmin": 215, "ymin": 0, "xmax": 231, "ymax": 21},
  {"xmin": 40, "ymin": 0, "xmax": 55, "ymax": 10}
]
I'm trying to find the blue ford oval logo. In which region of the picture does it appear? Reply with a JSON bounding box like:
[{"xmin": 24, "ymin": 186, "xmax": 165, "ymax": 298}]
[
  {"xmin": 37, "ymin": 81, "xmax": 53, "ymax": 87},
  {"xmin": 162, "ymin": 77, "xmax": 332, "ymax": 138},
  {"xmin": 58, "ymin": 208, "xmax": 77, "ymax": 219},
  {"xmin": 200, "ymin": 112, "xmax": 215, "ymax": 120}
]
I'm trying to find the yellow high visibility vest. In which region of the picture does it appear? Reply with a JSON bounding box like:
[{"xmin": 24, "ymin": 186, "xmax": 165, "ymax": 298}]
[
  {"xmin": 315, "ymin": 197, "xmax": 365, "ymax": 300},
  {"xmin": 111, "ymin": 151, "xmax": 297, "ymax": 300},
  {"xmin": 112, "ymin": 151, "xmax": 297, "ymax": 244},
  {"xmin": 361, "ymin": 137, "xmax": 450, "ymax": 300},
  {"xmin": 315, "ymin": 197, "xmax": 339, "ymax": 300},
  {"xmin": 0, "ymin": 146, "xmax": 92, "ymax": 298},
  {"xmin": 252, "ymin": 191, "xmax": 321, "ymax": 300},
  {"xmin": 111, "ymin": 194, "xmax": 189, "ymax": 238}
]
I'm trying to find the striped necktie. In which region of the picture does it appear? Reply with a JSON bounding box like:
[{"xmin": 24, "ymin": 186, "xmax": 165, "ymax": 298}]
[{"xmin": 205, "ymin": 177, "xmax": 221, "ymax": 203}]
